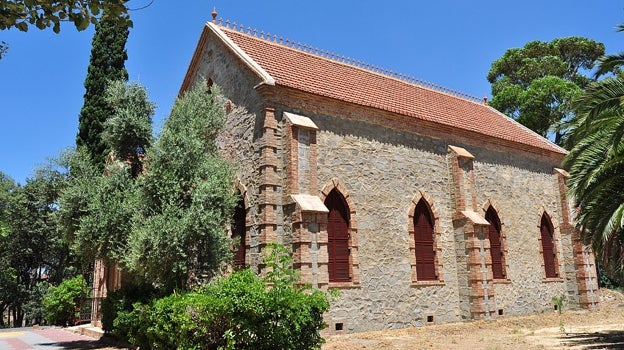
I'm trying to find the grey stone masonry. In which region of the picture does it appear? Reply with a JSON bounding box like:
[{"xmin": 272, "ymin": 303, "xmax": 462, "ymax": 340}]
[{"xmin": 177, "ymin": 21, "xmax": 600, "ymax": 334}]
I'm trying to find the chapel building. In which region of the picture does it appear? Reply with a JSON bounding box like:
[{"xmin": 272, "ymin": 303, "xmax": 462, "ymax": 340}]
[{"xmin": 179, "ymin": 14, "xmax": 599, "ymax": 333}]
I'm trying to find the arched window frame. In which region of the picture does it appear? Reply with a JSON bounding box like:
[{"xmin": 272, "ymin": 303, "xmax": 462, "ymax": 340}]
[
  {"xmin": 537, "ymin": 209, "xmax": 562, "ymax": 280},
  {"xmin": 320, "ymin": 178, "xmax": 360, "ymax": 287},
  {"xmin": 482, "ymin": 200, "xmax": 510, "ymax": 282},
  {"xmin": 408, "ymin": 191, "xmax": 444, "ymax": 285}
]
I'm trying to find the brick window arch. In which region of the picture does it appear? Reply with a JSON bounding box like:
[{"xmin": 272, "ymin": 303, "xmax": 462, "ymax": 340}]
[
  {"xmin": 232, "ymin": 196, "xmax": 246, "ymax": 267},
  {"xmin": 485, "ymin": 206, "xmax": 506, "ymax": 279},
  {"xmin": 325, "ymin": 189, "xmax": 351, "ymax": 282},
  {"xmin": 409, "ymin": 191, "xmax": 443, "ymax": 284},
  {"xmin": 540, "ymin": 212, "xmax": 559, "ymax": 278}
]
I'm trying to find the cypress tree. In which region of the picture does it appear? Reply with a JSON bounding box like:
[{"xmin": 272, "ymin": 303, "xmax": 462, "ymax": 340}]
[{"xmin": 76, "ymin": 17, "xmax": 129, "ymax": 169}]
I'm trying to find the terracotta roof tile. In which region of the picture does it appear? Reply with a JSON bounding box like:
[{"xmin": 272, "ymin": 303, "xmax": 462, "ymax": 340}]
[{"xmin": 218, "ymin": 26, "xmax": 565, "ymax": 155}]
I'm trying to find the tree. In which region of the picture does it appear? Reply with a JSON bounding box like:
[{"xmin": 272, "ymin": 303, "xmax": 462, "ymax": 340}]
[
  {"xmin": 76, "ymin": 15, "xmax": 129, "ymax": 169},
  {"xmin": 61, "ymin": 81, "xmax": 153, "ymax": 265},
  {"xmin": 563, "ymin": 27, "xmax": 624, "ymax": 278},
  {"xmin": 124, "ymin": 83, "xmax": 236, "ymax": 291},
  {"xmin": 487, "ymin": 37, "xmax": 605, "ymax": 145},
  {"xmin": 0, "ymin": 1, "xmax": 130, "ymax": 33},
  {"xmin": 0, "ymin": 171, "xmax": 17, "ymax": 326},
  {"xmin": 61, "ymin": 81, "xmax": 236, "ymax": 292},
  {"xmin": 0, "ymin": 167, "xmax": 80, "ymax": 326},
  {"xmin": 564, "ymin": 74, "xmax": 624, "ymax": 278}
]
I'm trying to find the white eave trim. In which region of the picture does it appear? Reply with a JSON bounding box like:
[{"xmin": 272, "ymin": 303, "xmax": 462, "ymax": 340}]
[{"xmin": 206, "ymin": 21, "xmax": 275, "ymax": 86}]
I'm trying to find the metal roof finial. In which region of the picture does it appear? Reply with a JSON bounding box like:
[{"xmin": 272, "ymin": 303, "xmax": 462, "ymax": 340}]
[{"xmin": 211, "ymin": 7, "xmax": 217, "ymax": 23}]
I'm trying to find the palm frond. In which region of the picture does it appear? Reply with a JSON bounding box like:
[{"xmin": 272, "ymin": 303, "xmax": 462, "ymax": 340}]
[{"xmin": 595, "ymin": 53, "xmax": 624, "ymax": 77}]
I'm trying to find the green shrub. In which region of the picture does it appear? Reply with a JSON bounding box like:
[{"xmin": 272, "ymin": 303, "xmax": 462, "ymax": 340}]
[
  {"xmin": 101, "ymin": 282, "xmax": 157, "ymax": 334},
  {"xmin": 116, "ymin": 244, "xmax": 333, "ymax": 350},
  {"xmin": 43, "ymin": 275, "xmax": 90, "ymax": 326}
]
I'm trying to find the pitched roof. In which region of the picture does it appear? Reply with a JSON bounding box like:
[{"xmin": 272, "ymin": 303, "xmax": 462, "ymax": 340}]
[{"xmin": 195, "ymin": 22, "xmax": 566, "ymax": 156}]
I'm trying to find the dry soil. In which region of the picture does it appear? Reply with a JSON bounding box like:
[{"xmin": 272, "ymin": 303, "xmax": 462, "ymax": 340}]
[{"xmin": 323, "ymin": 289, "xmax": 624, "ymax": 350}]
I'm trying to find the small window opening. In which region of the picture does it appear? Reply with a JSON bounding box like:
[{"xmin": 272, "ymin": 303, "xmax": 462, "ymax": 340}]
[
  {"xmin": 498, "ymin": 309, "xmax": 504, "ymax": 316},
  {"xmin": 426, "ymin": 315, "xmax": 434, "ymax": 323},
  {"xmin": 335, "ymin": 323, "xmax": 343, "ymax": 331}
]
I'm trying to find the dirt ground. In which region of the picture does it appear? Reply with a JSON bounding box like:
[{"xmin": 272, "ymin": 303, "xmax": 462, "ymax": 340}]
[{"xmin": 323, "ymin": 289, "xmax": 624, "ymax": 350}]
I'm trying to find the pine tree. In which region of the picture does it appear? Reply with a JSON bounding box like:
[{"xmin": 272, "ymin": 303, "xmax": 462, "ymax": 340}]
[{"xmin": 76, "ymin": 17, "xmax": 129, "ymax": 169}]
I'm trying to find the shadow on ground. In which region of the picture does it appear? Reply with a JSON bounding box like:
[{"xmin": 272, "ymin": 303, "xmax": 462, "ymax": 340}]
[
  {"xmin": 37, "ymin": 338, "xmax": 129, "ymax": 349},
  {"xmin": 560, "ymin": 329, "xmax": 624, "ymax": 349}
]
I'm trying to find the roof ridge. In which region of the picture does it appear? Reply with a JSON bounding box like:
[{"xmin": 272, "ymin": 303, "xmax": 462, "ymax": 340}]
[{"xmin": 214, "ymin": 17, "xmax": 483, "ymax": 104}]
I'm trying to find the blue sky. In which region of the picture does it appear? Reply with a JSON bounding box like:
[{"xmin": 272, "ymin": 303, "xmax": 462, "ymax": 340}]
[{"xmin": 0, "ymin": 0, "xmax": 622, "ymax": 185}]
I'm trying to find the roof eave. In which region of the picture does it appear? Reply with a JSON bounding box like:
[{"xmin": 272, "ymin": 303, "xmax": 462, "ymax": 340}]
[{"xmin": 258, "ymin": 84, "xmax": 567, "ymax": 160}]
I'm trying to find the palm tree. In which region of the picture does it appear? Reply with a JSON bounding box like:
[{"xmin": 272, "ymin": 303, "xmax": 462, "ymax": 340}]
[{"xmin": 564, "ymin": 53, "xmax": 624, "ymax": 277}]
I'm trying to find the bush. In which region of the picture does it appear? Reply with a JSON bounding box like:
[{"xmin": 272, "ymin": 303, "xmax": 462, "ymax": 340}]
[
  {"xmin": 43, "ymin": 275, "xmax": 90, "ymax": 326},
  {"xmin": 115, "ymin": 244, "xmax": 333, "ymax": 350},
  {"xmin": 101, "ymin": 282, "xmax": 157, "ymax": 334}
]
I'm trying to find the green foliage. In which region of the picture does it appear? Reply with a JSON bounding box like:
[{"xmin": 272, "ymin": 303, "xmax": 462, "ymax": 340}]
[
  {"xmin": 488, "ymin": 37, "xmax": 605, "ymax": 145},
  {"xmin": 0, "ymin": 1, "xmax": 131, "ymax": 33},
  {"xmin": 598, "ymin": 263, "xmax": 622, "ymax": 289},
  {"xmin": 22, "ymin": 281, "xmax": 51, "ymax": 324},
  {"xmin": 43, "ymin": 275, "xmax": 90, "ymax": 326},
  {"xmin": 77, "ymin": 16, "xmax": 129, "ymax": 169},
  {"xmin": 101, "ymin": 282, "xmax": 157, "ymax": 334},
  {"xmin": 0, "ymin": 167, "xmax": 80, "ymax": 326},
  {"xmin": 551, "ymin": 294, "xmax": 566, "ymax": 315},
  {"xmin": 62, "ymin": 80, "xmax": 154, "ymax": 264},
  {"xmin": 563, "ymin": 25, "xmax": 624, "ymax": 279},
  {"xmin": 102, "ymin": 80, "xmax": 154, "ymax": 176},
  {"xmin": 61, "ymin": 81, "xmax": 236, "ymax": 292},
  {"xmin": 115, "ymin": 245, "xmax": 332, "ymax": 350},
  {"xmin": 65, "ymin": 153, "xmax": 139, "ymax": 263},
  {"xmin": 0, "ymin": 40, "xmax": 7, "ymax": 60},
  {"xmin": 124, "ymin": 82, "xmax": 236, "ymax": 291},
  {"xmin": 564, "ymin": 76, "xmax": 624, "ymax": 277}
]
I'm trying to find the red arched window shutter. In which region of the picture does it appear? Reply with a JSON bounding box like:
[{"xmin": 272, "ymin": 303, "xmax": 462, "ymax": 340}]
[
  {"xmin": 485, "ymin": 207, "xmax": 505, "ymax": 279},
  {"xmin": 325, "ymin": 189, "xmax": 351, "ymax": 282},
  {"xmin": 414, "ymin": 200, "xmax": 436, "ymax": 280},
  {"xmin": 540, "ymin": 215, "xmax": 558, "ymax": 278}
]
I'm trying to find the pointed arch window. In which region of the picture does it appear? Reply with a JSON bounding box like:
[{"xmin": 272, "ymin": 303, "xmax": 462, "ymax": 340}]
[
  {"xmin": 540, "ymin": 214, "xmax": 558, "ymax": 278},
  {"xmin": 325, "ymin": 189, "xmax": 351, "ymax": 282},
  {"xmin": 485, "ymin": 207, "xmax": 506, "ymax": 279},
  {"xmin": 232, "ymin": 197, "xmax": 246, "ymax": 267},
  {"xmin": 414, "ymin": 199, "xmax": 437, "ymax": 281}
]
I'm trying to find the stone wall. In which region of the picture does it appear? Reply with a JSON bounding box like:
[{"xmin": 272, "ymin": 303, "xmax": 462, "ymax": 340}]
[
  {"xmin": 182, "ymin": 25, "xmax": 595, "ymax": 334},
  {"xmin": 308, "ymin": 112, "xmax": 569, "ymax": 331}
]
